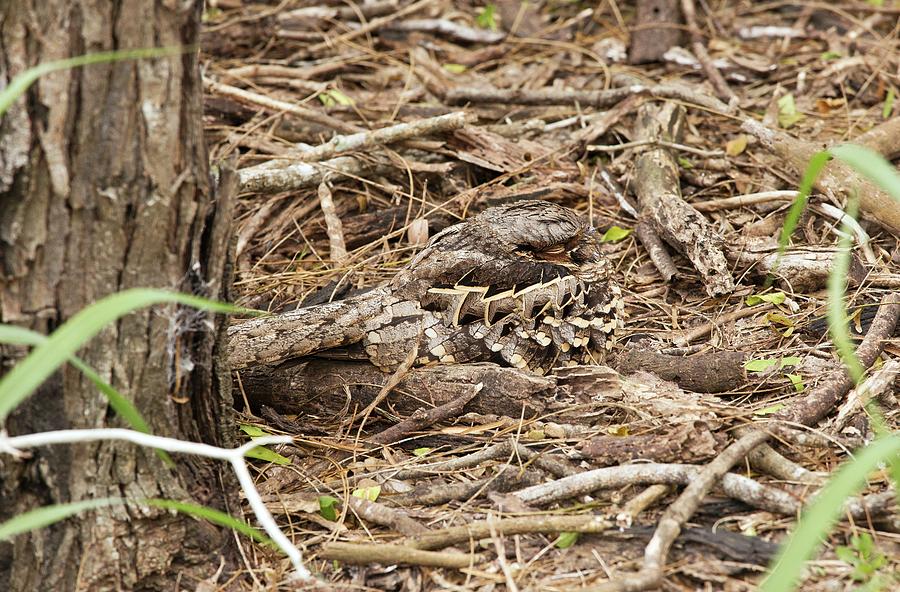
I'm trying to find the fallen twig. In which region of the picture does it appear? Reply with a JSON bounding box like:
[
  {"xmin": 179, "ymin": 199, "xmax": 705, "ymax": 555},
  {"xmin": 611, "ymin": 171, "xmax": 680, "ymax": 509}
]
[
  {"xmin": 404, "ymin": 514, "xmax": 613, "ymax": 550},
  {"xmin": 446, "ymin": 83, "xmax": 730, "ymax": 113},
  {"xmin": 204, "ymin": 78, "xmax": 360, "ymax": 134},
  {"xmin": 317, "ymin": 541, "xmax": 476, "ymax": 568}
]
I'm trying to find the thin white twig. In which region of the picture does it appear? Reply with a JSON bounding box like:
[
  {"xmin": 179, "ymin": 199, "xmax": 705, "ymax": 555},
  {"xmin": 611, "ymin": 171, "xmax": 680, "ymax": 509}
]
[{"xmin": 1, "ymin": 428, "xmax": 311, "ymax": 581}]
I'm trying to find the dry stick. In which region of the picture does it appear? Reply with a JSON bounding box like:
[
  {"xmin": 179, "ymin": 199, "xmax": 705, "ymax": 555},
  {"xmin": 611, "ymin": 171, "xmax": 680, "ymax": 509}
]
[
  {"xmin": 385, "ymin": 19, "xmax": 506, "ymax": 44},
  {"xmin": 305, "ymin": 0, "xmax": 436, "ymax": 54},
  {"xmin": 238, "ymin": 155, "xmax": 381, "ymax": 194},
  {"xmin": 834, "ymin": 358, "xmax": 900, "ymax": 431},
  {"xmin": 369, "ymin": 383, "xmax": 483, "ymax": 445},
  {"xmin": 317, "ymin": 179, "xmax": 348, "ymax": 267},
  {"xmin": 853, "ymin": 114, "xmax": 900, "ymax": 160},
  {"xmin": 404, "ymin": 514, "xmax": 613, "ymax": 551},
  {"xmin": 680, "ymin": 0, "xmax": 736, "ymax": 102},
  {"xmin": 344, "ymin": 496, "xmax": 429, "ymax": 536},
  {"xmin": 445, "ymin": 83, "xmax": 730, "ymax": 113},
  {"xmin": 586, "ymin": 292, "xmax": 900, "ymax": 592},
  {"xmin": 672, "ymin": 303, "xmax": 773, "ymax": 347},
  {"xmin": 237, "ymin": 112, "xmax": 469, "ymax": 193},
  {"xmin": 691, "ymin": 190, "xmax": 798, "ymax": 212},
  {"xmin": 289, "ymin": 111, "xmax": 469, "ymax": 163},
  {"xmin": 616, "ymin": 485, "xmax": 672, "ymax": 529},
  {"xmin": 203, "ymin": 78, "xmax": 361, "ymax": 134},
  {"xmin": 391, "ymin": 438, "xmax": 579, "ymax": 481},
  {"xmin": 317, "ymin": 541, "xmax": 477, "ymax": 568},
  {"xmin": 512, "ymin": 463, "xmax": 800, "ymax": 515},
  {"xmin": 741, "ymin": 119, "xmax": 900, "ymax": 234},
  {"xmin": 634, "ymin": 220, "xmax": 677, "ymax": 282},
  {"xmin": 633, "ymin": 102, "xmax": 735, "ymax": 297}
]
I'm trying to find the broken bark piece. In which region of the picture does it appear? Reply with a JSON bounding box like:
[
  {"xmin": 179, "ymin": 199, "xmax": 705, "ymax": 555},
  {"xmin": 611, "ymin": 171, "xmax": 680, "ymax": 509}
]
[
  {"xmin": 729, "ymin": 246, "xmax": 866, "ymax": 292},
  {"xmin": 239, "ymin": 360, "xmax": 554, "ymax": 418},
  {"xmin": 632, "ymin": 103, "xmax": 735, "ymax": 296},
  {"xmin": 614, "ymin": 345, "xmax": 746, "ymax": 393},
  {"xmin": 580, "ymin": 421, "xmax": 724, "ymax": 465},
  {"xmin": 629, "ymin": 0, "xmax": 683, "ymax": 64},
  {"xmin": 742, "ymin": 119, "xmax": 900, "ymax": 234}
]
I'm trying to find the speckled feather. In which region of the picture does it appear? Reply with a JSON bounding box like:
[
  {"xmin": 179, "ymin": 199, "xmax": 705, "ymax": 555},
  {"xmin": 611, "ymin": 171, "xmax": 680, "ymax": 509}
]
[{"xmin": 361, "ymin": 200, "xmax": 625, "ymax": 373}]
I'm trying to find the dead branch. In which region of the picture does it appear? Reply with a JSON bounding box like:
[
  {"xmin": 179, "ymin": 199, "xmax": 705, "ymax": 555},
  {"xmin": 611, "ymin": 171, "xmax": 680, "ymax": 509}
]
[
  {"xmin": 239, "ymin": 360, "xmax": 553, "ymax": 418},
  {"xmin": 316, "ymin": 180, "xmax": 348, "ymax": 267},
  {"xmin": 512, "ymin": 462, "xmax": 800, "ymax": 515},
  {"xmin": 632, "ymin": 102, "xmax": 735, "ymax": 297},
  {"xmin": 238, "ymin": 154, "xmax": 376, "ymax": 194},
  {"xmin": 614, "ymin": 345, "xmax": 746, "ymax": 393},
  {"xmin": 287, "ymin": 111, "xmax": 469, "ymax": 164},
  {"xmin": 617, "ymin": 485, "xmax": 672, "ymax": 528},
  {"xmin": 317, "ymin": 542, "xmax": 477, "ymax": 568},
  {"xmin": 384, "ymin": 19, "xmax": 506, "ymax": 44},
  {"xmin": 369, "ymin": 383, "xmax": 483, "ymax": 445},
  {"xmin": 741, "ymin": 119, "xmax": 900, "ymax": 234},
  {"xmin": 446, "ymin": 82, "xmax": 730, "ymax": 113},
  {"xmin": 203, "ymin": 78, "xmax": 360, "ymax": 134},
  {"xmin": 729, "ymin": 247, "xmax": 867, "ymax": 292},
  {"xmin": 405, "ymin": 514, "xmax": 613, "ymax": 551}
]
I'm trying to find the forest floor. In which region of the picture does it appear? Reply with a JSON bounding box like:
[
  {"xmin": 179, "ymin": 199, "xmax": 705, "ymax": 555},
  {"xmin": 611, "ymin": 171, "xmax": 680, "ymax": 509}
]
[{"xmin": 201, "ymin": 1, "xmax": 900, "ymax": 590}]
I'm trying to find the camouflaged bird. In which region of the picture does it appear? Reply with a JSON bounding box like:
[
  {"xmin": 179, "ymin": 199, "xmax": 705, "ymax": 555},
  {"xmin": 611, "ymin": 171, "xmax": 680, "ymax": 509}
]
[{"xmin": 227, "ymin": 200, "xmax": 625, "ymax": 374}]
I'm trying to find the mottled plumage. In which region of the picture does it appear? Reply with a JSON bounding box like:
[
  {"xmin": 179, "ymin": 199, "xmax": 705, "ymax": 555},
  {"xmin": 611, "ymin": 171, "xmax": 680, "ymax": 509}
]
[
  {"xmin": 360, "ymin": 201, "xmax": 625, "ymax": 373},
  {"xmin": 228, "ymin": 200, "xmax": 625, "ymax": 373}
]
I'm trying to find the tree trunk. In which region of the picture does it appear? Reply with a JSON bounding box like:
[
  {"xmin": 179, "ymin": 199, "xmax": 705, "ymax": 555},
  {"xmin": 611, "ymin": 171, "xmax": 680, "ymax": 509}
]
[{"xmin": 0, "ymin": 2, "xmax": 236, "ymax": 590}]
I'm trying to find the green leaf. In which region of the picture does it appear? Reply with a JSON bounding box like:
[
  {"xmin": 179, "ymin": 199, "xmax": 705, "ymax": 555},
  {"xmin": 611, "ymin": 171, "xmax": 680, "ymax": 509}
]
[
  {"xmin": 753, "ymin": 403, "xmax": 785, "ymax": 416},
  {"xmin": 555, "ymin": 531, "xmax": 580, "ymax": 549},
  {"xmin": 319, "ymin": 89, "xmax": 354, "ymax": 107},
  {"xmin": 0, "ymin": 288, "xmax": 246, "ymax": 423},
  {"xmin": 677, "ymin": 157, "xmax": 694, "ymax": 169},
  {"xmin": 0, "ymin": 325, "xmax": 172, "ymax": 465},
  {"xmin": 240, "ymin": 424, "xmax": 269, "ymax": 437},
  {"xmin": 762, "ymin": 434, "xmax": 900, "ymax": 592},
  {"xmin": 143, "ymin": 498, "xmax": 274, "ymax": 548},
  {"xmin": 777, "ymin": 93, "xmax": 804, "ymax": 129},
  {"xmin": 327, "ymin": 89, "xmax": 354, "ymax": 106},
  {"xmin": 779, "ymin": 356, "xmax": 802, "ymax": 367},
  {"xmin": 820, "ymin": 50, "xmax": 842, "ymax": 60},
  {"xmin": 601, "ymin": 226, "xmax": 633, "ymax": 242},
  {"xmin": 746, "ymin": 292, "xmax": 786, "ymax": 306},
  {"xmin": 0, "ymin": 47, "xmax": 187, "ymax": 117},
  {"xmin": 443, "ymin": 63, "xmax": 467, "ymax": 74},
  {"xmin": 245, "ymin": 446, "xmax": 291, "ymax": 465},
  {"xmin": 476, "ymin": 4, "xmax": 498, "ymax": 31},
  {"xmin": 744, "ymin": 358, "xmax": 777, "ymax": 373},
  {"xmin": 351, "ymin": 485, "xmax": 381, "ymax": 502},
  {"xmin": 0, "ymin": 498, "xmax": 124, "ymax": 541},
  {"xmin": 319, "ymin": 495, "xmax": 339, "ymax": 521},
  {"xmin": 318, "ymin": 92, "xmax": 335, "ymax": 107},
  {"xmin": 786, "ymin": 373, "xmax": 804, "ymax": 392},
  {"xmin": 882, "ymin": 88, "xmax": 895, "ymax": 119},
  {"xmin": 412, "ymin": 447, "xmax": 432, "ymax": 457}
]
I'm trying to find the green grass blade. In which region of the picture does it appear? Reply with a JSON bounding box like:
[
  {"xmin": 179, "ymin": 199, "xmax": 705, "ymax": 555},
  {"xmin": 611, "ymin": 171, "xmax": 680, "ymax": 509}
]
[
  {"xmin": 826, "ymin": 199, "xmax": 865, "ymax": 384},
  {"xmin": 0, "ymin": 47, "xmax": 186, "ymax": 116},
  {"xmin": 142, "ymin": 498, "xmax": 274, "ymax": 548},
  {"xmin": 762, "ymin": 434, "xmax": 900, "ymax": 592},
  {"xmin": 0, "ymin": 324, "xmax": 173, "ymax": 463},
  {"xmin": 830, "ymin": 144, "xmax": 900, "ymax": 203},
  {"xmin": 767, "ymin": 151, "xmax": 832, "ymax": 286},
  {"xmin": 0, "ymin": 288, "xmax": 244, "ymax": 423},
  {"xmin": 0, "ymin": 498, "xmax": 125, "ymax": 541}
]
